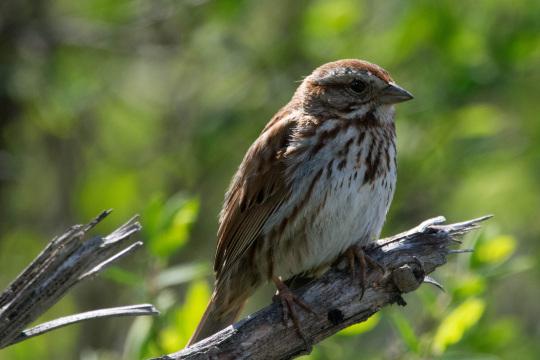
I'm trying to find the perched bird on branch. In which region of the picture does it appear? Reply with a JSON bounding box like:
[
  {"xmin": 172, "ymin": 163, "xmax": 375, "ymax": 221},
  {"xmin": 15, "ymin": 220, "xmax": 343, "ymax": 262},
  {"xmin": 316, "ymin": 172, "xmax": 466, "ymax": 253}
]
[{"xmin": 188, "ymin": 59, "xmax": 413, "ymax": 345}]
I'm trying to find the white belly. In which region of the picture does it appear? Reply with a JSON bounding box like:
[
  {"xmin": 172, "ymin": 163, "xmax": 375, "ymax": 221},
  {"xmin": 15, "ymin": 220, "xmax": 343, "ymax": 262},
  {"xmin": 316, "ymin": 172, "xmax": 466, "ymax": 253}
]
[{"xmin": 301, "ymin": 171, "xmax": 394, "ymax": 273}]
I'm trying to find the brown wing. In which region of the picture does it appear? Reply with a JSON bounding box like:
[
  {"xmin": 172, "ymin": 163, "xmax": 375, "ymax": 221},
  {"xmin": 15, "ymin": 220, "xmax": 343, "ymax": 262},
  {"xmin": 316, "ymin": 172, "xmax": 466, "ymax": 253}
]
[{"xmin": 214, "ymin": 114, "xmax": 294, "ymax": 279}]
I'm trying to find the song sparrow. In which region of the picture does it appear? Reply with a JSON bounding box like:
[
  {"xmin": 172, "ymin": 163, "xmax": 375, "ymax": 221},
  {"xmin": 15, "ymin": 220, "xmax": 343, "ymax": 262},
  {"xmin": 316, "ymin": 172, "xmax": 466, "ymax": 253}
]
[{"xmin": 188, "ymin": 59, "xmax": 413, "ymax": 345}]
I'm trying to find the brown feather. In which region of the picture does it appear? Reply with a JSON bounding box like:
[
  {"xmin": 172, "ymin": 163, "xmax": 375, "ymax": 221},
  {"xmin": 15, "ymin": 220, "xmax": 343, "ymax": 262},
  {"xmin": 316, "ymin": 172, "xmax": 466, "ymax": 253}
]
[{"xmin": 214, "ymin": 112, "xmax": 295, "ymax": 280}]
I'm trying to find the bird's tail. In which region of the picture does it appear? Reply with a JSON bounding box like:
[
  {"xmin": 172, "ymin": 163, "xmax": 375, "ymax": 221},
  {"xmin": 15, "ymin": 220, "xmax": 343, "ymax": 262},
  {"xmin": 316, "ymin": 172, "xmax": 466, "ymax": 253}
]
[{"xmin": 187, "ymin": 287, "xmax": 246, "ymax": 346}]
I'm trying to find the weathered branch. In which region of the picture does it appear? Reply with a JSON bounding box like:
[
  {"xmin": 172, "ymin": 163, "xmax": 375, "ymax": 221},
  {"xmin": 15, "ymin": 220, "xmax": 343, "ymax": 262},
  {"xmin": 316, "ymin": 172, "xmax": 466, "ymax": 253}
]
[
  {"xmin": 155, "ymin": 215, "xmax": 491, "ymax": 360},
  {"xmin": 0, "ymin": 211, "xmax": 159, "ymax": 349},
  {"xmin": 7, "ymin": 304, "xmax": 158, "ymax": 346}
]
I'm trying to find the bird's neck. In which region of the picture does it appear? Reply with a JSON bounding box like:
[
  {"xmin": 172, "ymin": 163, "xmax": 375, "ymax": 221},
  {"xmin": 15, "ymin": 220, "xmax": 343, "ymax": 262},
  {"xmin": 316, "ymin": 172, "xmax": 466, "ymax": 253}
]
[{"xmin": 371, "ymin": 105, "xmax": 396, "ymax": 125}]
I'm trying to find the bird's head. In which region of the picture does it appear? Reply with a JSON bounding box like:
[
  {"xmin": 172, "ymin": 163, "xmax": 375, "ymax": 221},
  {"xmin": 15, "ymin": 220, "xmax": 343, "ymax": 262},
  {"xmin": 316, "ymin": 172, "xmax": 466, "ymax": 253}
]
[{"xmin": 300, "ymin": 59, "xmax": 413, "ymax": 122}]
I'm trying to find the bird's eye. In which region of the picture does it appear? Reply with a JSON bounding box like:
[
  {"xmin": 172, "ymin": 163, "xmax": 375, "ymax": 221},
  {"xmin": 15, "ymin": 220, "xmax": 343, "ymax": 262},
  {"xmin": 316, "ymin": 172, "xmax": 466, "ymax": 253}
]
[{"xmin": 350, "ymin": 79, "xmax": 367, "ymax": 94}]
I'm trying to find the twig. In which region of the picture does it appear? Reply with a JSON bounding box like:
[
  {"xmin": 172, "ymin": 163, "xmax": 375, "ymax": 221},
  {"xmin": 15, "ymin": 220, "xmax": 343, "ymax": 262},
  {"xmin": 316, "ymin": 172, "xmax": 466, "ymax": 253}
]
[
  {"xmin": 0, "ymin": 211, "xmax": 158, "ymax": 349},
  {"xmin": 8, "ymin": 304, "xmax": 159, "ymax": 346},
  {"xmin": 154, "ymin": 215, "xmax": 491, "ymax": 360}
]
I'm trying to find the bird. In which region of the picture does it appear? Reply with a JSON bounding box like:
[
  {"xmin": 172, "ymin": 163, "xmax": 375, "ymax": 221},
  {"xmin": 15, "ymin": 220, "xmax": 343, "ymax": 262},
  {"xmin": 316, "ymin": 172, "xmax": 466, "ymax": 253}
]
[{"xmin": 188, "ymin": 59, "xmax": 413, "ymax": 346}]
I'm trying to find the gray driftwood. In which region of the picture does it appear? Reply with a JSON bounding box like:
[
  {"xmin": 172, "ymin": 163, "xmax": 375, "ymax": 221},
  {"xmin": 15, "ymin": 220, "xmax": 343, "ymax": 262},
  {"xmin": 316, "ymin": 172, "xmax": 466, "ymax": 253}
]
[
  {"xmin": 0, "ymin": 211, "xmax": 158, "ymax": 349},
  {"xmin": 154, "ymin": 215, "xmax": 490, "ymax": 360}
]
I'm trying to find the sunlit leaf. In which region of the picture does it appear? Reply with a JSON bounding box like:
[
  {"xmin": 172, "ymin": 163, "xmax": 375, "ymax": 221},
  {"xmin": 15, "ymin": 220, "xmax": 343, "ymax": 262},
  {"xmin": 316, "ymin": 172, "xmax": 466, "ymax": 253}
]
[
  {"xmin": 338, "ymin": 313, "xmax": 380, "ymax": 336},
  {"xmin": 297, "ymin": 346, "xmax": 322, "ymax": 360},
  {"xmin": 157, "ymin": 280, "xmax": 211, "ymax": 352},
  {"xmin": 473, "ymin": 235, "xmax": 516, "ymax": 265},
  {"xmin": 176, "ymin": 280, "xmax": 211, "ymax": 339},
  {"xmin": 142, "ymin": 341, "xmax": 162, "ymax": 360},
  {"xmin": 433, "ymin": 298, "xmax": 486, "ymax": 355},
  {"xmin": 157, "ymin": 326, "xmax": 181, "ymax": 355},
  {"xmin": 453, "ymin": 274, "xmax": 486, "ymax": 299}
]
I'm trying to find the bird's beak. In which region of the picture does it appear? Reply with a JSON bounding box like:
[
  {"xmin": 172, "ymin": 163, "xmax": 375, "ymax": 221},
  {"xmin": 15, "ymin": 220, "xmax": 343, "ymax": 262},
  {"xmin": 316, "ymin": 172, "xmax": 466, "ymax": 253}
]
[{"xmin": 379, "ymin": 83, "xmax": 414, "ymax": 104}]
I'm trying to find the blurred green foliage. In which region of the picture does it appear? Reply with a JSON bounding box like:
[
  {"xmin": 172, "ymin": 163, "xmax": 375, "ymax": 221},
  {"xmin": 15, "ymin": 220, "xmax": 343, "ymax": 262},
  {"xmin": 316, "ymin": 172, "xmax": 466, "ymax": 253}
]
[{"xmin": 1, "ymin": 0, "xmax": 539, "ymax": 359}]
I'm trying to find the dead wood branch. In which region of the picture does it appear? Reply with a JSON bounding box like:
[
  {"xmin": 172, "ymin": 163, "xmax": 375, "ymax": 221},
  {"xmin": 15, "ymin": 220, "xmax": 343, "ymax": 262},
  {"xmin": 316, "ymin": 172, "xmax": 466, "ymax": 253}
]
[
  {"xmin": 0, "ymin": 211, "xmax": 158, "ymax": 349},
  {"xmin": 155, "ymin": 215, "xmax": 490, "ymax": 360}
]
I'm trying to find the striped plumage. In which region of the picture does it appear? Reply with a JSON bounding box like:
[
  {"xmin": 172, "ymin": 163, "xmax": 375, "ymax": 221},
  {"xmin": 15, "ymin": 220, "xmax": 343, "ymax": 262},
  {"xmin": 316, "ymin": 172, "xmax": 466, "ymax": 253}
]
[{"xmin": 188, "ymin": 59, "xmax": 413, "ymax": 345}]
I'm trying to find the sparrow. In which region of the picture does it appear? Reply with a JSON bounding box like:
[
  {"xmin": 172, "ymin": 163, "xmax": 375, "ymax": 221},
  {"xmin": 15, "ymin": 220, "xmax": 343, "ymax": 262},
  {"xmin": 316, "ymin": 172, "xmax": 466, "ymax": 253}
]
[{"xmin": 188, "ymin": 59, "xmax": 413, "ymax": 345}]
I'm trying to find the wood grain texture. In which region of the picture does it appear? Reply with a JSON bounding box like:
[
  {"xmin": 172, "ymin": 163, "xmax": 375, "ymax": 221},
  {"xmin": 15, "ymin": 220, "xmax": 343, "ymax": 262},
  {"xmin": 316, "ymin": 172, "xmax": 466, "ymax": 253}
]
[
  {"xmin": 154, "ymin": 215, "xmax": 490, "ymax": 360},
  {"xmin": 0, "ymin": 211, "xmax": 158, "ymax": 349}
]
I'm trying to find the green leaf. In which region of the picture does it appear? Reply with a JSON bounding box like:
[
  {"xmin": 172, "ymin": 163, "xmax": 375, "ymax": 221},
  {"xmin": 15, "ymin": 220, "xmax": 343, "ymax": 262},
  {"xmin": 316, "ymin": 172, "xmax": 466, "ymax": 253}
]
[
  {"xmin": 144, "ymin": 194, "xmax": 200, "ymax": 259},
  {"xmin": 432, "ymin": 298, "xmax": 486, "ymax": 355},
  {"xmin": 142, "ymin": 194, "xmax": 167, "ymax": 240},
  {"xmin": 176, "ymin": 280, "xmax": 211, "ymax": 337},
  {"xmin": 157, "ymin": 280, "xmax": 211, "ymax": 352},
  {"xmin": 338, "ymin": 313, "xmax": 380, "ymax": 336},
  {"xmin": 473, "ymin": 235, "xmax": 516, "ymax": 265},
  {"xmin": 453, "ymin": 274, "xmax": 486, "ymax": 299},
  {"xmin": 389, "ymin": 310, "xmax": 420, "ymax": 353}
]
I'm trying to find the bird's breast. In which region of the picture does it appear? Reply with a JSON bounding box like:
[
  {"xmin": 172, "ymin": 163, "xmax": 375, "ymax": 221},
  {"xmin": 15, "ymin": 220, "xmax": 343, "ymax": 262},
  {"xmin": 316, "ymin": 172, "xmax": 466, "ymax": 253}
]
[{"xmin": 268, "ymin": 119, "xmax": 397, "ymax": 279}]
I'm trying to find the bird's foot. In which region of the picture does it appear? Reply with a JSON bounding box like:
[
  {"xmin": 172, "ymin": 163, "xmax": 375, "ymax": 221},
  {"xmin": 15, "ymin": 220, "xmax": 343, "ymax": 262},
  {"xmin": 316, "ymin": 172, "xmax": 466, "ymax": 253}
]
[
  {"xmin": 344, "ymin": 244, "xmax": 387, "ymax": 299},
  {"xmin": 272, "ymin": 276, "xmax": 315, "ymax": 350}
]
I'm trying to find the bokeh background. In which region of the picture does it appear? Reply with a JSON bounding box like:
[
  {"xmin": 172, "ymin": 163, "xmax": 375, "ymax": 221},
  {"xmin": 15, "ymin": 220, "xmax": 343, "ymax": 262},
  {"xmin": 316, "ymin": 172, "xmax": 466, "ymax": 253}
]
[{"xmin": 1, "ymin": 0, "xmax": 539, "ymax": 359}]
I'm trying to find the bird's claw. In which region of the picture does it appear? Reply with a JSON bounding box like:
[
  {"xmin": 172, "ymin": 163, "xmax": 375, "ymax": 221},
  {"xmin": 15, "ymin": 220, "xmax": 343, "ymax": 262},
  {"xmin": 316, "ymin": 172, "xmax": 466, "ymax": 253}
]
[
  {"xmin": 272, "ymin": 276, "xmax": 314, "ymax": 351},
  {"xmin": 344, "ymin": 245, "xmax": 386, "ymax": 300}
]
